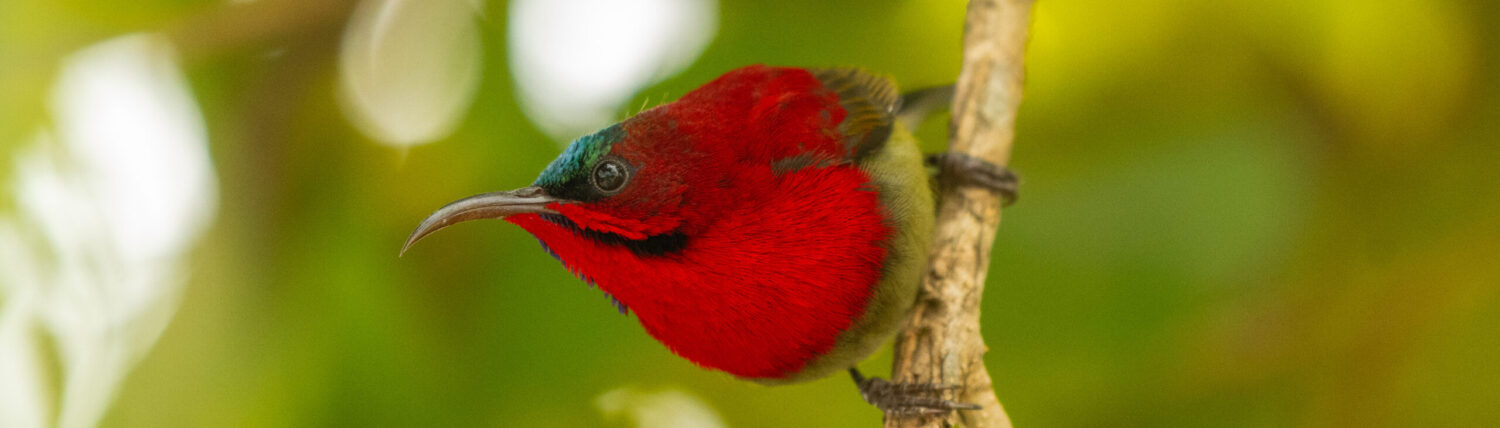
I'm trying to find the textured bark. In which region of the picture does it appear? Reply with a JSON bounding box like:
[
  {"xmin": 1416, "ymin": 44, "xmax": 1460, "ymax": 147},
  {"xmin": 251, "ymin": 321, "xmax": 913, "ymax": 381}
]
[{"xmin": 885, "ymin": 0, "xmax": 1034, "ymax": 427}]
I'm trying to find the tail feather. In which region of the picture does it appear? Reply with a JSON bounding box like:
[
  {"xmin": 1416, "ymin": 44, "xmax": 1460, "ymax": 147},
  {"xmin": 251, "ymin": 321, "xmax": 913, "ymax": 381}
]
[{"xmin": 896, "ymin": 85, "xmax": 954, "ymax": 130}]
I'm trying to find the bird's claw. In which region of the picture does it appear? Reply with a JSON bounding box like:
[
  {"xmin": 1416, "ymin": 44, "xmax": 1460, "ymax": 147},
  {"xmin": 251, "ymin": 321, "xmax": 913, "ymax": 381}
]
[
  {"xmin": 850, "ymin": 369, "xmax": 981, "ymax": 416},
  {"xmin": 926, "ymin": 151, "xmax": 1018, "ymax": 206}
]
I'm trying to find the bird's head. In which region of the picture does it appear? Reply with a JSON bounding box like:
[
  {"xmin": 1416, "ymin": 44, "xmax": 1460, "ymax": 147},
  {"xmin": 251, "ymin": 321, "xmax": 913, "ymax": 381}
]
[
  {"xmin": 401, "ymin": 104, "xmax": 714, "ymax": 257},
  {"xmin": 402, "ymin": 65, "xmax": 864, "ymax": 259}
]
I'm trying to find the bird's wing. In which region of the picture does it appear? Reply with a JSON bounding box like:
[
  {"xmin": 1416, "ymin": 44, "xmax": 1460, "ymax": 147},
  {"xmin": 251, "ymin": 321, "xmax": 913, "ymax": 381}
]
[{"xmin": 810, "ymin": 68, "xmax": 900, "ymax": 162}]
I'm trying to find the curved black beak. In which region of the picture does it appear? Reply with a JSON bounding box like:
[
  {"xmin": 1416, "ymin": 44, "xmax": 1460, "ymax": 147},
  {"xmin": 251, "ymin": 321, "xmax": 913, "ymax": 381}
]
[{"xmin": 401, "ymin": 186, "xmax": 560, "ymax": 256}]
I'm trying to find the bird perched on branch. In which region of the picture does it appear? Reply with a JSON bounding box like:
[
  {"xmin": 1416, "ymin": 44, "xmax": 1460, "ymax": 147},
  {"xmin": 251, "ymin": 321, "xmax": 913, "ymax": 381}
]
[{"xmin": 403, "ymin": 65, "xmax": 1014, "ymax": 413}]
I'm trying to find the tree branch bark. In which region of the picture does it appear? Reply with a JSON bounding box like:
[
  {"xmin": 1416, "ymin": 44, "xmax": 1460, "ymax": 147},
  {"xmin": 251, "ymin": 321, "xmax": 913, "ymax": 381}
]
[{"xmin": 886, "ymin": 1, "xmax": 1034, "ymax": 427}]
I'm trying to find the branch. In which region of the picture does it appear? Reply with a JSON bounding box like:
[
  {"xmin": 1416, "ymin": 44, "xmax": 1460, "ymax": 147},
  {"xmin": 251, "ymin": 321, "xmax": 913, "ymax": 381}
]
[{"xmin": 886, "ymin": 0, "xmax": 1034, "ymax": 427}]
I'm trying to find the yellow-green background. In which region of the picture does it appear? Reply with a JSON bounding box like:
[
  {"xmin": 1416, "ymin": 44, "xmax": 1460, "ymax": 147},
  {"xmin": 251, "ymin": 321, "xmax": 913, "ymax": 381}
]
[{"xmin": 2, "ymin": 0, "xmax": 1496, "ymax": 426}]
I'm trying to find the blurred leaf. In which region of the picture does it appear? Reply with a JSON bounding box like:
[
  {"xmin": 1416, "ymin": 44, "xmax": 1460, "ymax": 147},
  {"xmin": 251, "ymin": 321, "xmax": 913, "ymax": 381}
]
[
  {"xmin": 1, "ymin": 34, "xmax": 216, "ymax": 428},
  {"xmin": 339, "ymin": 0, "xmax": 482, "ymax": 147},
  {"xmin": 508, "ymin": 0, "xmax": 717, "ymax": 141}
]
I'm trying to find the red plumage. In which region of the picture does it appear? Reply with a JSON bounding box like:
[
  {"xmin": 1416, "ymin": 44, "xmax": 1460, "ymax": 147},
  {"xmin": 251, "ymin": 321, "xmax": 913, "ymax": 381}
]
[
  {"xmin": 403, "ymin": 65, "xmax": 929, "ymax": 384},
  {"xmin": 506, "ymin": 66, "xmax": 895, "ymax": 378}
]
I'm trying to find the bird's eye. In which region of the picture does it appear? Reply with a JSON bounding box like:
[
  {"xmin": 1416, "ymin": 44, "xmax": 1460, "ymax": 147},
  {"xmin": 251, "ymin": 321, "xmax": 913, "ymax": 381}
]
[{"xmin": 591, "ymin": 159, "xmax": 628, "ymax": 194}]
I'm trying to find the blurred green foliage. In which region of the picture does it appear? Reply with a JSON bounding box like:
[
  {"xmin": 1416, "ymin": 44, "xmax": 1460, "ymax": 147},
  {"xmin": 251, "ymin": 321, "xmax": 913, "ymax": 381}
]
[{"xmin": 2, "ymin": 0, "xmax": 1497, "ymax": 426}]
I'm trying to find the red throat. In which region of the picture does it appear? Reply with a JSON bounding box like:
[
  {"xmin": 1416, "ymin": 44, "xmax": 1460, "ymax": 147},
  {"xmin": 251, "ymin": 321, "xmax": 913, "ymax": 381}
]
[{"xmin": 506, "ymin": 163, "xmax": 891, "ymax": 379}]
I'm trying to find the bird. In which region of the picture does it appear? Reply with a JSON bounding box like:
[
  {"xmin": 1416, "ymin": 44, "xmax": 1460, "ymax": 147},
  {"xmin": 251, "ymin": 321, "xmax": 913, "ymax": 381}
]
[{"xmin": 402, "ymin": 65, "xmax": 1013, "ymax": 413}]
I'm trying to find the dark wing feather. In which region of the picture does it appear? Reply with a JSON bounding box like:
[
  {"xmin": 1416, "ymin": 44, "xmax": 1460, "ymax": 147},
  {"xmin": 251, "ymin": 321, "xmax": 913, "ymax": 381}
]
[{"xmin": 810, "ymin": 68, "xmax": 900, "ymax": 162}]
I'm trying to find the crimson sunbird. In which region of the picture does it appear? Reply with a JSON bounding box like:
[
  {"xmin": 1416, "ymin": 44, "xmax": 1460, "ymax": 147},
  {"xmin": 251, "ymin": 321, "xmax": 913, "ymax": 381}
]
[{"xmin": 403, "ymin": 65, "xmax": 1013, "ymax": 413}]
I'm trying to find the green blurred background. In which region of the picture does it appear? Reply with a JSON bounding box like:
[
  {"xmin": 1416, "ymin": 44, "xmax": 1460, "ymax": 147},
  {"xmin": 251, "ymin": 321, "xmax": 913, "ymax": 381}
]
[{"xmin": 2, "ymin": 0, "xmax": 1497, "ymax": 427}]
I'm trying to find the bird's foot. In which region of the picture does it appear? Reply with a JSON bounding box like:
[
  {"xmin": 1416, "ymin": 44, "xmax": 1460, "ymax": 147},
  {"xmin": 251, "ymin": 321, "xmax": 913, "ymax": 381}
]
[
  {"xmin": 849, "ymin": 369, "xmax": 982, "ymax": 416},
  {"xmin": 926, "ymin": 152, "xmax": 1018, "ymax": 206}
]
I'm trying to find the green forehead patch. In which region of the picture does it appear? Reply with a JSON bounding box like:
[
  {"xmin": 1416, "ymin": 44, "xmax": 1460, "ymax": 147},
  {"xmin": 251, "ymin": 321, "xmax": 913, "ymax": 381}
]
[{"xmin": 534, "ymin": 124, "xmax": 625, "ymax": 188}]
